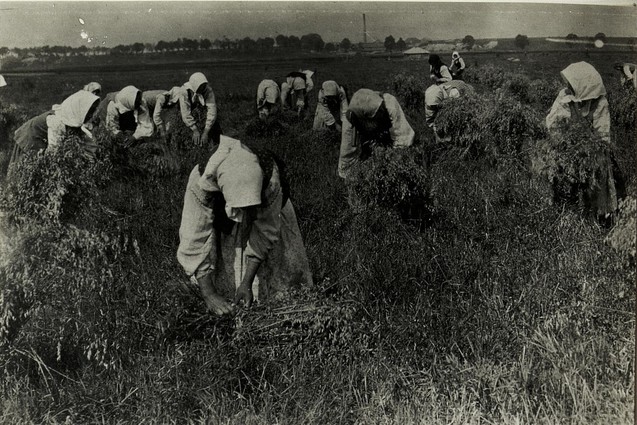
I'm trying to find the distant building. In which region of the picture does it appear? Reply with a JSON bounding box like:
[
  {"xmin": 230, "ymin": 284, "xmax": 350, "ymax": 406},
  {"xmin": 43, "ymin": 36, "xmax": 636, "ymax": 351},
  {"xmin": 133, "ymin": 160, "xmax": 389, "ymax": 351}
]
[
  {"xmin": 403, "ymin": 47, "xmax": 430, "ymax": 59},
  {"xmin": 359, "ymin": 41, "xmax": 385, "ymax": 54}
]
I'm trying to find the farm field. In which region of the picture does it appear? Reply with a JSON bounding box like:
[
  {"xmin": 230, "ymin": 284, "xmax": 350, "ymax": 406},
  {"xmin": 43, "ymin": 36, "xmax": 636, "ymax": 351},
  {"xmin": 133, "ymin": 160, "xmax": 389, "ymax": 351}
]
[{"xmin": 0, "ymin": 50, "xmax": 636, "ymax": 424}]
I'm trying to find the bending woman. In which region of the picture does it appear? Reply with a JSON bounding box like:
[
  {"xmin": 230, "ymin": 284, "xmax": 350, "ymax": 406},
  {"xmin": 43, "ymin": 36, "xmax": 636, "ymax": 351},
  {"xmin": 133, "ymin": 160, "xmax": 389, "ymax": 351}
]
[
  {"xmin": 177, "ymin": 136, "xmax": 313, "ymax": 315},
  {"xmin": 10, "ymin": 90, "xmax": 100, "ymax": 165}
]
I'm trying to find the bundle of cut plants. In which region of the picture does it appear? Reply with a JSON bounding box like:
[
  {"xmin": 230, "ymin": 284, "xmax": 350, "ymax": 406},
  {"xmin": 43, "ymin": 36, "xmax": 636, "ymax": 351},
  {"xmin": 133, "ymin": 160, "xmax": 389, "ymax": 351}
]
[
  {"xmin": 347, "ymin": 145, "xmax": 432, "ymax": 222},
  {"xmin": 168, "ymin": 286, "xmax": 371, "ymax": 361},
  {"xmin": 531, "ymin": 118, "xmax": 619, "ymax": 217}
]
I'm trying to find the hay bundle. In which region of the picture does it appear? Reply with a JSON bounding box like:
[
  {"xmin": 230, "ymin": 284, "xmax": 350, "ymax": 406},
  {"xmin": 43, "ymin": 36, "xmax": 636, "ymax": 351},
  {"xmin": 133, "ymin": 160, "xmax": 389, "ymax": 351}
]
[{"xmin": 164, "ymin": 287, "xmax": 371, "ymax": 361}]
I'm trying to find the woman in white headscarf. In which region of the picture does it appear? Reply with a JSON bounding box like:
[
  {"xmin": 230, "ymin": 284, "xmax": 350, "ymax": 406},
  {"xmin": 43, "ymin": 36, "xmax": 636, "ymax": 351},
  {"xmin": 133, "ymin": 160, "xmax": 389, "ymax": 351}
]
[
  {"xmin": 256, "ymin": 79, "xmax": 281, "ymax": 120},
  {"xmin": 177, "ymin": 136, "xmax": 312, "ymax": 315},
  {"xmin": 10, "ymin": 90, "xmax": 100, "ymax": 165},
  {"xmin": 97, "ymin": 85, "xmax": 157, "ymax": 145},
  {"xmin": 313, "ymin": 80, "xmax": 348, "ymax": 132},
  {"xmin": 180, "ymin": 72, "xmax": 221, "ymax": 147},
  {"xmin": 338, "ymin": 88, "xmax": 415, "ymax": 179},
  {"xmin": 449, "ymin": 51, "xmax": 466, "ymax": 80},
  {"xmin": 546, "ymin": 61, "xmax": 621, "ymax": 219}
]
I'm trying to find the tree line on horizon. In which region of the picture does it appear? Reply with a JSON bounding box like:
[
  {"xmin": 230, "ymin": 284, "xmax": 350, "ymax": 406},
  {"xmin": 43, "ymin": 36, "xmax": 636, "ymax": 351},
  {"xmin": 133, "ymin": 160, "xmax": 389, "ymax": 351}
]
[{"xmin": 0, "ymin": 31, "xmax": 615, "ymax": 60}]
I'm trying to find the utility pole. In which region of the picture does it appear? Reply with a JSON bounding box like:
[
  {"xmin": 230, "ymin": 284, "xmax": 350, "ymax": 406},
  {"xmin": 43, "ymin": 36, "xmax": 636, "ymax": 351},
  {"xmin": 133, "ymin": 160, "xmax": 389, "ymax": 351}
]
[{"xmin": 363, "ymin": 13, "xmax": 367, "ymax": 43}]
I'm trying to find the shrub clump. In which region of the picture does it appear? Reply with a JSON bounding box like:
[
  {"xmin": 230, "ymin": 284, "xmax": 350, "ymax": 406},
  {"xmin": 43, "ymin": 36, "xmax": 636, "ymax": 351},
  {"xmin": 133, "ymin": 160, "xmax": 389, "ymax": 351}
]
[
  {"xmin": 392, "ymin": 72, "xmax": 427, "ymax": 110},
  {"xmin": 435, "ymin": 92, "xmax": 546, "ymax": 161},
  {"xmin": 348, "ymin": 146, "xmax": 433, "ymax": 223},
  {"xmin": 1, "ymin": 135, "xmax": 112, "ymax": 227},
  {"xmin": 608, "ymin": 85, "xmax": 637, "ymax": 130},
  {"xmin": 531, "ymin": 118, "xmax": 616, "ymax": 213}
]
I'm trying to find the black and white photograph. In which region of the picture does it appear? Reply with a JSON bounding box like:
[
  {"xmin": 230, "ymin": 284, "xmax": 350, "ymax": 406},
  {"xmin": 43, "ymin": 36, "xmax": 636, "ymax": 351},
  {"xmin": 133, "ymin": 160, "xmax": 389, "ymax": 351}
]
[{"xmin": 0, "ymin": 0, "xmax": 635, "ymax": 423}]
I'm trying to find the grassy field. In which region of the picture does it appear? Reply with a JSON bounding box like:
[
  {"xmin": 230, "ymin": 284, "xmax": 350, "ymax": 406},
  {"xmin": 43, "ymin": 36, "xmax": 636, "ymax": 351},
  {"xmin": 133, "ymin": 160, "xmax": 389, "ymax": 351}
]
[{"xmin": 0, "ymin": 51, "xmax": 635, "ymax": 424}]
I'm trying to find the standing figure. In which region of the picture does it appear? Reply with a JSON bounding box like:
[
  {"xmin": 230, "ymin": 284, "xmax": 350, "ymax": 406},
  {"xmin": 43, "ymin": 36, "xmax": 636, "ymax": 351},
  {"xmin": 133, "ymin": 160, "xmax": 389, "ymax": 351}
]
[
  {"xmin": 10, "ymin": 90, "xmax": 100, "ymax": 165},
  {"xmin": 429, "ymin": 54, "xmax": 452, "ymax": 85},
  {"xmin": 546, "ymin": 61, "xmax": 622, "ymax": 220},
  {"xmin": 256, "ymin": 79, "xmax": 281, "ymax": 120},
  {"xmin": 177, "ymin": 136, "xmax": 313, "ymax": 315},
  {"xmin": 449, "ymin": 51, "xmax": 466, "ymax": 80},
  {"xmin": 313, "ymin": 80, "xmax": 348, "ymax": 133},
  {"xmin": 338, "ymin": 88, "xmax": 415, "ymax": 179}
]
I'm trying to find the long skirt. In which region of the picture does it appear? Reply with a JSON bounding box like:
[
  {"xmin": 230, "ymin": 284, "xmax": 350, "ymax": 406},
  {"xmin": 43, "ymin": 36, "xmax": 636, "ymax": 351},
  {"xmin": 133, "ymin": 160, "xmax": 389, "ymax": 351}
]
[{"xmin": 212, "ymin": 200, "xmax": 313, "ymax": 303}]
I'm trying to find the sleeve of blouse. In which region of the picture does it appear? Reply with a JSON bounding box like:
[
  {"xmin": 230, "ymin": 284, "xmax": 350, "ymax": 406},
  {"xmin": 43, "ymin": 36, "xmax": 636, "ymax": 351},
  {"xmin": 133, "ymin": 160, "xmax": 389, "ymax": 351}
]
[
  {"xmin": 153, "ymin": 93, "xmax": 166, "ymax": 127},
  {"xmin": 592, "ymin": 97, "xmax": 611, "ymax": 143},
  {"xmin": 545, "ymin": 90, "xmax": 572, "ymax": 131},
  {"xmin": 45, "ymin": 114, "xmax": 66, "ymax": 152},
  {"xmin": 203, "ymin": 90, "xmax": 218, "ymax": 132},
  {"xmin": 439, "ymin": 66, "xmax": 452, "ymax": 83},
  {"xmin": 179, "ymin": 89, "xmax": 198, "ymax": 131},
  {"xmin": 106, "ymin": 101, "xmax": 121, "ymax": 135},
  {"xmin": 339, "ymin": 87, "xmax": 349, "ymax": 123},
  {"xmin": 132, "ymin": 100, "xmax": 155, "ymax": 140},
  {"xmin": 245, "ymin": 177, "xmax": 283, "ymax": 263},
  {"xmin": 385, "ymin": 95, "xmax": 415, "ymax": 147},
  {"xmin": 338, "ymin": 113, "xmax": 360, "ymax": 178}
]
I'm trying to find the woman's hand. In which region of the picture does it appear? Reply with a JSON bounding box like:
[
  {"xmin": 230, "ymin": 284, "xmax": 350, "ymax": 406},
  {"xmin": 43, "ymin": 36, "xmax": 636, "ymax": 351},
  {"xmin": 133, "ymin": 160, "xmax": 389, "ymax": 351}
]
[{"xmin": 234, "ymin": 283, "xmax": 253, "ymax": 308}]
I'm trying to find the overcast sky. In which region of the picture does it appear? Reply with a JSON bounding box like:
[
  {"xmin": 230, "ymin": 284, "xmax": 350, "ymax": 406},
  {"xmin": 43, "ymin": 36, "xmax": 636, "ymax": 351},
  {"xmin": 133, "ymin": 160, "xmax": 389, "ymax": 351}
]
[{"xmin": 0, "ymin": 1, "xmax": 635, "ymax": 48}]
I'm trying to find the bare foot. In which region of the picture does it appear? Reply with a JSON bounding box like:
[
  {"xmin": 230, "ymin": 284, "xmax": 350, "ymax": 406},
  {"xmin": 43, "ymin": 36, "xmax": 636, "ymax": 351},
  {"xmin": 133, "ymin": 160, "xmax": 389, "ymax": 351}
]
[
  {"xmin": 196, "ymin": 273, "xmax": 234, "ymax": 316},
  {"xmin": 202, "ymin": 292, "xmax": 235, "ymax": 316}
]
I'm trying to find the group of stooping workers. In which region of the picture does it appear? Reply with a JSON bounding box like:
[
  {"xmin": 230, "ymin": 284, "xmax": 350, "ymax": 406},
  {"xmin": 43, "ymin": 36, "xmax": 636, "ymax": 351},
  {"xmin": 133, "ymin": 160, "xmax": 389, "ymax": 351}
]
[
  {"xmin": 5, "ymin": 54, "xmax": 636, "ymax": 315},
  {"xmin": 9, "ymin": 72, "xmax": 221, "ymax": 165}
]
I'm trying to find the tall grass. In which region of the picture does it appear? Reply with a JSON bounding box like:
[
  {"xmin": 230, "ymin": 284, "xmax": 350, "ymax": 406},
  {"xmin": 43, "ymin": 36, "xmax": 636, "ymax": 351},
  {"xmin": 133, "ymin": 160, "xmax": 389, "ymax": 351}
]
[{"xmin": 0, "ymin": 59, "xmax": 634, "ymax": 424}]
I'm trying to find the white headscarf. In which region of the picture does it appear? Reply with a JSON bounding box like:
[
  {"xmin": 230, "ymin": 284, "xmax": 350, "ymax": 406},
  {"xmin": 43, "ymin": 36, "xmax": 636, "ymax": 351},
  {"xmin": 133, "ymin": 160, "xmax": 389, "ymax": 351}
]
[
  {"xmin": 83, "ymin": 82, "xmax": 102, "ymax": 95},
  {"xmin": 51, "ymin": 90, "xmax": 100, "ymax": 138},
  {"xmin": 560, "ymin": 61, "xmax": 606, "ymax": 102},
  {"xmin": 114, "ymin": 85, "xmax": 141, "ymax": 113},
  {"xmin": 0, "ymin": 75, "xmax": 6, "ymax": 88},
  {"xmin": 186, "ymin": 72, "xmax": 208, "ymax": 93},
  {"xmin": 348, "ymin": 89, "xmax": 383, "ymax": 119},
  {"xmin": 52, "ymin": 90, "xmax": 100, "ymax": 128},
  {"xmin": 322, "ymin": 80, "xmax": 339, "ymax": 97}
]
